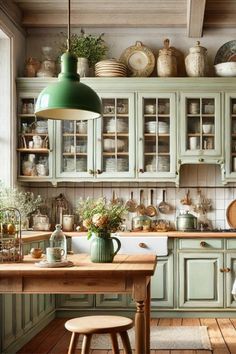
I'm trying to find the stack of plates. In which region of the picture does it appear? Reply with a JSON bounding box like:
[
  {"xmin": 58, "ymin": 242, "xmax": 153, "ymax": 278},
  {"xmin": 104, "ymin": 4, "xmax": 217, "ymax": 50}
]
[
  {"xmin": 105, "ymin": 157, "xmax": 128, "ymax": 172},
  {"xmin": 158, "ymin": 156, "xmax": 170, "ymax": 172},
  {"xmin": 145, "ymin": 121, "xmax": 169, "ymax": 134},
  {"xmin": 76, "ymin": 158, "xmax": 87, "ymax": 172},
  {"xmin": 145, "ymin": 121, "xmax": 157, "ymax": 133},
  {"xmin": 106, "ymin": 118, "xmax": 128, "ymax": 133},
  {"xmin": 95, "ymin": 59, "xmax": 127, "ymax": 77}
]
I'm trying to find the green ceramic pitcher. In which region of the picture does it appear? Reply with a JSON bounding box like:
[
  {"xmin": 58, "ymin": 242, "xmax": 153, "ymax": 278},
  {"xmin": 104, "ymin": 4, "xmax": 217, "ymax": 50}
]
[{"xmin": 90, "ymin": 234, "xmax": 121, "ymax": 263}]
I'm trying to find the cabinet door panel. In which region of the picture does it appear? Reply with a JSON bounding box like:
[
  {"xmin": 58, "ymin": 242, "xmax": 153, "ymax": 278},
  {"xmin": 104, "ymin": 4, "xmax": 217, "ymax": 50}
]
[
  {"xmin": 225, "ymin": 253, "xmax": 236, "ymax": 308},
  {"xmin": 179, "ymin": 252, "xmax": 224, "ymax": 308},
  {"xmin": 225, "ymin": 93, "xmax": 236, "ymax": 179},
  {"xmin": 137, "ymin": 92, "xmax": 176, "ymax": 181},
  {"xmin": 179, "ymin": 92, "xmax": 222, "ymax": 159},
  {"xmin": 96, "ymin": 94, "xmax": 135, "ymax": 179},
  {"xmin": 151, "ymin": 253, "xmax": 174, "ymax": 308},
  {"xmin": 96, "ymin": 294, "xmax": 127, "ymax": 307}
]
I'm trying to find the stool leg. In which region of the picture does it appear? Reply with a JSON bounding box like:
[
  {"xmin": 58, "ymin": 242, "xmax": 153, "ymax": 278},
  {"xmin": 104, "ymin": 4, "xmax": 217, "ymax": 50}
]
[
  {"xmin": 68, "ymin": 332, "xmax": 79, "ymax": 354},
  {"xmin": 110, "ymin": 332, "xmax": 119, "ymax": 354},
  {"xmin": 81, "ymin": 334, "xmax": 92, "ymax": 354},
  {"xmin": 119, "ymin": 331, "xmax": 132, "ymax": 354}
]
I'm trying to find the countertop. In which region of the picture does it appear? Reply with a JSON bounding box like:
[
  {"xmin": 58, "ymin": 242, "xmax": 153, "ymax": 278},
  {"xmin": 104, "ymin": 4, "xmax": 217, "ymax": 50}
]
[{"xmin": 21, "ymin": 230, "xmax": 236, "ymax": 241}]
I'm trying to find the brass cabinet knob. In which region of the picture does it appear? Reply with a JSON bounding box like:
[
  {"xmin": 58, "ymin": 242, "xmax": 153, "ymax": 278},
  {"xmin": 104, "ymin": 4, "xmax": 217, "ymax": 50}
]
[
  {"xmin": 139, "ymin": 168, "xmax": 144, "ymax": 173},
  {"xmin": 96, "ymin": 169, "xmax": 102, "ymax": 174},
  {"xmin": 220, "ymin": 268, "xmax": 231, "ymax": 273},
  {"xmin": 200, "ymin": 241, "xmax": 207, "ymax": 247},
  {"xmin": 139, "ymin": 242, "xmax": 147, "ymax": 248},
  {"xmin": 88, "ymin": 169, "xmax": 94, "ymax": 175},
  {"xmin": 198, "ymin": 158, "xmax": 204, "ymax": 162}
]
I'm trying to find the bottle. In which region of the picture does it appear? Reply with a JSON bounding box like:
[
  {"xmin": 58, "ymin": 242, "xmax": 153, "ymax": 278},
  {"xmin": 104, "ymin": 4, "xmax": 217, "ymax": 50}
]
[{"xmin": 50, "ymin": 224, "xmax": 67, "ymax": 260}]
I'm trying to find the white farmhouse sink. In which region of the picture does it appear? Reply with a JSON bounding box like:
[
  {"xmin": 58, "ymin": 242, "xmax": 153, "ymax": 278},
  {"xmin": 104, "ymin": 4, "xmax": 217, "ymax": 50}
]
[{"xmin": 72, "ymin": 235, "xmax": 168, "ymax": 256}]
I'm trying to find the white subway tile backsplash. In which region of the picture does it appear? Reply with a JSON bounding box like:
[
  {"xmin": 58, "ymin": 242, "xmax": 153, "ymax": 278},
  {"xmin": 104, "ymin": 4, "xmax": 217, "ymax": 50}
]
[{"xmin": 26, "ymin": 165, "xmax": 236, "ymax": 230}]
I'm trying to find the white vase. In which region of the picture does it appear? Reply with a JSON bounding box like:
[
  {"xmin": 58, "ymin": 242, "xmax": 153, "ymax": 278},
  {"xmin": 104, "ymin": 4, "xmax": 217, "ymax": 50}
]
[{"xmin": 77, "ymin": 57, "xmax": 89, "ymax": 77}]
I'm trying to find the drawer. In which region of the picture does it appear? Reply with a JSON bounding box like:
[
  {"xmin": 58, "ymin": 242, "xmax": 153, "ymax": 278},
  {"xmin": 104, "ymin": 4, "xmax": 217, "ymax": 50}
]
[
  {"xmin": 72, "ymin": 236, "xmax": 168, "ymax": 256},
  {"xmin": 118, "ymin": 236, "xmax": 168, "ymax": 256},
  {"xmin": 226, "ymin": 239, "xmax": 236, "ymax": 250},
  {"xmin": 178, "ymin": 238, "xmax": 223, "ymax": 250}
]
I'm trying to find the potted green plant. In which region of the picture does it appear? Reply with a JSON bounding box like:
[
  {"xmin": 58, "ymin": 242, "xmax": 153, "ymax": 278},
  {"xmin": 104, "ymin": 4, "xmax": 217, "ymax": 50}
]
[
  {"xmin": 77, "ymin": 197, "xmax": 127, "ymax": 262},
  {"xmin": 60, "ymin": 29, "xmax": 108, "ymax": 76}
]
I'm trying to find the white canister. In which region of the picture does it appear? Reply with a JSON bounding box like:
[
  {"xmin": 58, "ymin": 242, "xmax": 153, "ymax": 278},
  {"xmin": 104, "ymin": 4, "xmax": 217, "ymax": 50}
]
[
  {"xmin": 189, "ymin": 136, "xmax": 198, "ymax": 150},
  {"xmin": 62, "ymin": 215, "xmax": 75, "ymax": 231},
  {"xmin": 77, "ymin": 58, "xmax": 90, "ymax": 77},
  {"xmin": 185, "ymin": 41, "xmax": 209, "ymax": 77}
]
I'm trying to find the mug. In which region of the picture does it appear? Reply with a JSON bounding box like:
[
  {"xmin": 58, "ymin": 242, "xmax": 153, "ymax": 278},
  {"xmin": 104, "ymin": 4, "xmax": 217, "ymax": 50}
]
[{"xmin": 46, "ymin": 247, "xmax": 65, "ymax": 263}]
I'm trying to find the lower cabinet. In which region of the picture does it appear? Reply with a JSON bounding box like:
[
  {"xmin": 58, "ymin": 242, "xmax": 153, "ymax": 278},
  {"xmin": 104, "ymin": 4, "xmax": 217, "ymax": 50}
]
[{"xmin": 178, "ymin": 252, "xmax": 224, "ymax": 308}]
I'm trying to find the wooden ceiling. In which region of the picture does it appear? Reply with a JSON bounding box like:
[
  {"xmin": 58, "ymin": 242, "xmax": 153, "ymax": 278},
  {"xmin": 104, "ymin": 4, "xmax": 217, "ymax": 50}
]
[{"xmin": 3, "ymin": 0, "xmax": 236, "ymax": 37}]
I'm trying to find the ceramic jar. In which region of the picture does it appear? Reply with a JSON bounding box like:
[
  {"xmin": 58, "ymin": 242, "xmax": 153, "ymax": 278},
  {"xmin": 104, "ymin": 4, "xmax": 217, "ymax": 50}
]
[
  {"xmin": 77, "ymin": 57, "xmax": 90, "ymax": 77},
  {"xmin": 157, "ymin": 39, "xmax": 177, "ymax": 77},
  {"xmin": 185, "ymin": 41, "xmax": 209, "ymax": 77}
]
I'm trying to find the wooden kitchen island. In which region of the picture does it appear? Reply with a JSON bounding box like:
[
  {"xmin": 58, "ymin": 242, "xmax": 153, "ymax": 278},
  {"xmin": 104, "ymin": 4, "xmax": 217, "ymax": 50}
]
[{"xmin": 0, "ymin": 253, "xmax": 157, "ymax": 354}]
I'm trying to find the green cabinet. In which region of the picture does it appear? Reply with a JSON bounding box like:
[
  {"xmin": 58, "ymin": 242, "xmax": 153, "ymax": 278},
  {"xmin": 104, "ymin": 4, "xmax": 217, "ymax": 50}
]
[
  {"xmin": 178, "ymin": 238, "xmax": 236, "ymax": 309},
  {"xmin": 225, "ymin": 92, "xmax": 236, "ymax": 180},
  {"xmin": 151, "ymin": 251, "xmax": 174, "ymax": 308},
  {"xmin": 178, "ymin": 252, "xmax": 224, "ymax": 308}
]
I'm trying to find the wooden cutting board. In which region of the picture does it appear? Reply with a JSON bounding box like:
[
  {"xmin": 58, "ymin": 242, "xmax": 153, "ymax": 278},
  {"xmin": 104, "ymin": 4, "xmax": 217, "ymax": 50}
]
[{"xmin": 226, "ymin": 200, "xmax": 236, "ymax": 228}]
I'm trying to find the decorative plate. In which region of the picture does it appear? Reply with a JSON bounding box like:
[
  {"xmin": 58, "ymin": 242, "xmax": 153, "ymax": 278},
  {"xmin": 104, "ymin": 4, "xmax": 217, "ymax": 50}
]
[
  {"xmin": 214, "ymin": 40, "xmax": 236, "ymax": 65},
  {"xmin": 119, "ymin": 41, "xmax": 155, "ymax": 77}
]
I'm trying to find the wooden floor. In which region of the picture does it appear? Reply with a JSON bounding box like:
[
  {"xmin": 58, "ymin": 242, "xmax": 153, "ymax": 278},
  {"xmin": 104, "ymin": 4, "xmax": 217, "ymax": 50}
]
[{"xmin": 17, "ymin": 317, "xmax": 236, "ymax": 354}]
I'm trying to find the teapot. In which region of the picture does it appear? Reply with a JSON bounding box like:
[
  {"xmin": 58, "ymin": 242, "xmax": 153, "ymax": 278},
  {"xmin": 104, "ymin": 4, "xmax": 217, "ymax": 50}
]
[{"xmin": 176, "ymin": 211, "xmax": 197, "ymax": 231}]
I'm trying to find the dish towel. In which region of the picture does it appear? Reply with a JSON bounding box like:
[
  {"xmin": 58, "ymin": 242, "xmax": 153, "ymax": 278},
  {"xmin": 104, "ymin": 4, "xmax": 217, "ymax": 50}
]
[{"xmin": 232, "ymin": 279, "xmax": 236, "ymax": 300}]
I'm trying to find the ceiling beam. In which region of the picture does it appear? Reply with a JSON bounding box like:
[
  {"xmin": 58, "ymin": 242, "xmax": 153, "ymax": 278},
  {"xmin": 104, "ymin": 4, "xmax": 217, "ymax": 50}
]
[{"xmin": 187, "ymin": 0, "xmax": 206, "ymax": 38}]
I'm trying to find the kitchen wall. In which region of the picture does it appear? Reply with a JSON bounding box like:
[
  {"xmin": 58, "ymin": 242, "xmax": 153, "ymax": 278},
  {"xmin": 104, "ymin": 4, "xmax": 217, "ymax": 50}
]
[
  {"xmin": 22, "ymin": 26, "xmax": 236, "ymax": 230},
  {"xmin": 26, "ymin": 164, "xmax": 236, "ymax": 230},
  {"xmin": 24, "ymin": 27, "xmax": 236, "ymax": 77}
]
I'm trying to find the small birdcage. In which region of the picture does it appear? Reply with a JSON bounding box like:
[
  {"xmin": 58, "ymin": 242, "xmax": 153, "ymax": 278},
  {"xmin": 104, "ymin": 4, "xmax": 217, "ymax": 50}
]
[{"xmin": 0, "ymin": 207, "xmax": 23, "ymax": 262}]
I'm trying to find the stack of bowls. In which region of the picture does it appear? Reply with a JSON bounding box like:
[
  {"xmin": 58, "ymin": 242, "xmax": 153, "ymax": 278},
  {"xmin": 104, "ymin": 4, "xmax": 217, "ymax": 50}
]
[
  {"xmin": 95, "ymin": 59, "xmax": 127, "ymax": 77},
  {"xmin": 158, "ymin": 121, "xmax": 169, "ymax": 134},
  {"xmin": 106, "ymin": 118, "xmax": 128, "ymax": 133},
  {"xmin": 145, "ymin": 121, "xmax": 157, "ymax": 133}
]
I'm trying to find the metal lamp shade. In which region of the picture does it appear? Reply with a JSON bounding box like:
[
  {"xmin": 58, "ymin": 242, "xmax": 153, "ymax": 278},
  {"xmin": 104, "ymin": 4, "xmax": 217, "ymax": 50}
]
[{"xmin": 35, "ymin": 52, "xmax": 102, "ymax": 120}]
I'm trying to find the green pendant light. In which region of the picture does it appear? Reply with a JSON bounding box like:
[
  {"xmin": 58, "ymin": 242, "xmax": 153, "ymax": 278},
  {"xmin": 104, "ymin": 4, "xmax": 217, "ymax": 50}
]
[{"xmin": 35, "ymin": 0, "xmax": 102, "ymax": 120}]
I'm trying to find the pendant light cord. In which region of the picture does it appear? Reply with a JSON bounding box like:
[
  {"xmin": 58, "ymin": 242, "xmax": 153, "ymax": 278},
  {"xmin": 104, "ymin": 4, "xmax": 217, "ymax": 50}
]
[{"xmin": 67, "ymin": 0, "xmax": 71, "ymax": 52}]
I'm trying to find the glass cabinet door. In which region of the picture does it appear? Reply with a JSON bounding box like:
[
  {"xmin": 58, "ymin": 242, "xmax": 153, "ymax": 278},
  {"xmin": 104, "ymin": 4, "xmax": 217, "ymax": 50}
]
[
  {"xmin": 137, "ymin": 93, "xmax": 176, "ymax": 180},
  {"xmin": 17, "ymin": 95, "xmax": 53, "ymax": 181},
  {"xmin": 95, "ymin": 94, "xmax": 135, "ymax": 179},
  {"xmin": 180, "ymin": 93, "xmax": 221, "ymax": 158},
  {"xmin": 225, "ymin": 93, "xmax": 236, "ymax": 178},
  {"xmin": 55, "ymin": 119, "xmax": 94, "ymax": 179}
]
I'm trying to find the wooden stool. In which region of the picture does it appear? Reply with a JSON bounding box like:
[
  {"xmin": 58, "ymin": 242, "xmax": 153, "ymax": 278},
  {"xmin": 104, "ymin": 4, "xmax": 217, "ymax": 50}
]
[{"xmin": 65, "ymin": 315, "xmax": 133, "ymax": 354}]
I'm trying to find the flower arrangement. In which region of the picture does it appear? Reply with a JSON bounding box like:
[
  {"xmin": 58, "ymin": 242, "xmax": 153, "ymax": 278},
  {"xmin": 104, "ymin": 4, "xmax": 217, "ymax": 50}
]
[
  {"xmin": 77, "ymin": 197, "xmax": 127, "ymax": 239},
  {"xmin": 0, "ymin": 182, "xmax": 42, "ymax": 223},
  {"xmin": 60, "ymin": 29, "xmax": 108, "ymax": 67}
]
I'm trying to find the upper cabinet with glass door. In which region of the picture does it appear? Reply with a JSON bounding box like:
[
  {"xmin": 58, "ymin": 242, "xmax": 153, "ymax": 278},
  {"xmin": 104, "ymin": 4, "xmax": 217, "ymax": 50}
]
[
  {"xmin": 17, "ymin": 94, "xmax": 53, "ymax": 182},
  {"xmin": 137, "ymin": 93, "xmax": 176, "ymax": 181},
  {"xmin": 95, "ymin": 94, "xmax": 135, "ymax": 180},
  {"xmin": 225, "ymin": 93, "xmax": 236, "ymax": 180},
  {"xmin": 55, "ymin": 119, "xmax": 94, "ymax": 180},
  {"xmin": 179, "ymin": 93, "xmax": 222, "ymax": 161}
]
